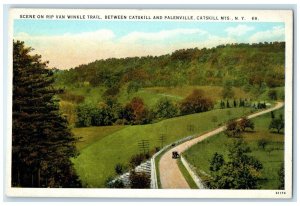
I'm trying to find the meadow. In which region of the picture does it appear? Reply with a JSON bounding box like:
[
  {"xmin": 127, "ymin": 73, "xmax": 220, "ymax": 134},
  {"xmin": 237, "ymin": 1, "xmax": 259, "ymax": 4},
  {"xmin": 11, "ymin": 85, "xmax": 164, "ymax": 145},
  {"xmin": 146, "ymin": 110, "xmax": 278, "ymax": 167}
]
[
  {"xmin": 183, "ymin": 108, "xmax": 284, "ymax": 189},
  {"xmin": 72, "ymin": 106, "xmax": 254, "ymax": 187}
]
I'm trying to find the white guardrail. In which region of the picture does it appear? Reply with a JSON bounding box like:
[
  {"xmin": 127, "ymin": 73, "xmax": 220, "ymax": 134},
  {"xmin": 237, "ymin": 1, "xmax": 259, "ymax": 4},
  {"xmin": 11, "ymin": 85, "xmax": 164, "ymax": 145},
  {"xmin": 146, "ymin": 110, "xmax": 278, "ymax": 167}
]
[
  {"xmin": 150, "ymin": 135, "xmax": 195, "ymax": 189},
  {"xmin": 180, "ymin": 155, "xmax": 206, "ymax": 189}
]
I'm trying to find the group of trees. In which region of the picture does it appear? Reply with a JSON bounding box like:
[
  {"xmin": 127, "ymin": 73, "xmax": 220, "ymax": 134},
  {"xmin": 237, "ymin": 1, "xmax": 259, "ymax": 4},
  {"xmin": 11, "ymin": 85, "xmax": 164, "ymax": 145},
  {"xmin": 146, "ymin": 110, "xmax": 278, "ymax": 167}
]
[
  {"xmin": 208, "ymin": 140, "xmax": 263, "ymax": 189},
  {"xmin": 225, "ymin": 117, "xmax": 254, "ymax": 138},
  {"xmin": 75, "ymin": 89, "xmax": 214, "ymax": 127},
  {"xmin": 12, "ymin": 41, "xmax": 81, "ymax": 187},
  {"xmin": 220, "ymin": 98, "xmax": 267, "ymax": 109},
  {"xmin": 211, "ymin": 108, "xmax": 285, "ymax": 189}
]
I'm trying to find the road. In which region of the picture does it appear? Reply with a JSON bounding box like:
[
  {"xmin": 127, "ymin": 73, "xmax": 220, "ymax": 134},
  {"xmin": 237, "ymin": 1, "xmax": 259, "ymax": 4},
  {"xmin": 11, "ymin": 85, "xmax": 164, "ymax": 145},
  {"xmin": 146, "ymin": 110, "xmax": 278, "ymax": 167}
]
[{"xmin": 159, "ymin": 102, "xmax": 284, "ymax": 189}]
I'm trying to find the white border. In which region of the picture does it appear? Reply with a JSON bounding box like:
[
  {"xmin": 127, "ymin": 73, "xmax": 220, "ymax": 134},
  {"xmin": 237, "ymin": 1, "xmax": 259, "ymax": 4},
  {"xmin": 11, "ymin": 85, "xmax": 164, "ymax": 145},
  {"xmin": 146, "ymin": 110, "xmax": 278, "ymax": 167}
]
[{"xmin": 5, "ymin": 8, "xmax": 293, "ymax": 199}]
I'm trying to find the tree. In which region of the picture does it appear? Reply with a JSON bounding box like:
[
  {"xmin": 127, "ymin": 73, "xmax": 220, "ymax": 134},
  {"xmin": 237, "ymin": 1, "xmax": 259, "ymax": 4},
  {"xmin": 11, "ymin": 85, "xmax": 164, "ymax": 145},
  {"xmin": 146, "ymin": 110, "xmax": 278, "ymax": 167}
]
[
  {"xmin": 210, "ymin": 140, "xmax": 263, "ymax": 189},
  {"xmin": 179, "ymin": 89, "xmax": 213, "ymax": 115},
  {"xmin": 271, "ymin": 111, "xmax": 275, "ymax": 119},
  {"xmin": 127, "ymin": 81, "xmax": 141, "ymax": 94},
  {"xmin": 257, "ymin": 138, "xmax": 268, "ymax": 150},
  {"xmin": 268, "ymin": 89, "xmax": 278, "ymax": 100},
  {"xmin": 233, "ymin": 99, "xmax": 237, "ymax": 107},
  {"xmin": 220, "ymin": 100, "xmax": 225, "ymax": 109},
  {"xmin": 123, "ymin": 97, "xmax": 151, "ymax": 125},
  {"xmin": 225, "ymin": 120, "xmax": 242, "ymax": 138},
  {"xmin": 239, "ymin": 98, "xmax": 245, "ymax": 107},
  {"xmin": 154, "ymin": 98, "xmax": 178, "ymax": 119},
  {"xmin": 239, "ymin": 117, "xmax": 254, "ymax": 131},
  {"xmin": 75, "ymin": 103, "xmax": 93, "ymax": 127},
  {"xmin": 12, "ymin": 41, "xmax": 81, "ymax": 187},
  {"xmin": 226, "ymin": 99, "xmax": 230, "ymax": 108},
  {"xmin": 129, "ymin": 171, "xmax": 150, "ymax": 188},
  {"xmin": 209, "ymin": 153, "xmax": 224, "ymax": 172},
  {"xmin": 269, "ymin": 118, "xmax": 284, "ymax": 133},
  {"xmin": 115, "ymin": 163, "xmax": 124, "ymax": 175}
]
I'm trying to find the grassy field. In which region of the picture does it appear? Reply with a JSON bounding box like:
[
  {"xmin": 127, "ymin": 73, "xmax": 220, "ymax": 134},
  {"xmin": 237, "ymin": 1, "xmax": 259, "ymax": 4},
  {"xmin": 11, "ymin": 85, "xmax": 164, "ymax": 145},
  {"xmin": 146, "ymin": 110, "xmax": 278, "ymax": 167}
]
[
  {"xmin": 183, "ymin": 108, "xmax": 284, "ymax": 189},
  {"xmin": 72, "ymin": 106, "xmax": 254, "ymax": 187},
  {"xmin": 177, "ymin": 159, "xmax": 199, "ymax": 189},
  {"xmin": 72, "ymin": 126, "xmax": 126, "ymax": 151}
]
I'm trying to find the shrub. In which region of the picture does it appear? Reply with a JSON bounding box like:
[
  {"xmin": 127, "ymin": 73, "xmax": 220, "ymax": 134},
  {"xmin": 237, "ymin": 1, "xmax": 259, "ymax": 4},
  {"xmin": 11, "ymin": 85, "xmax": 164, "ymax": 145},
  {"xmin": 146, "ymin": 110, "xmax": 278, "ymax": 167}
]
[
  {"xmin": 269, "ymin": 118, "xmax": 284, "ymax": 133},
  {"xmin": 239, "ymin": 117, "xmax": 254, "ymax": 131},
  {"xmin": 209, "ymin": 153, "xmax": 224, "ymax": 172},
  {"xmin": 129, "ymin": 154, "xmax": 145, "ymax": 168},
  {"xmin": 179, "ymin": 89, "xmax": 214, "ymax": 115},
  {"xmin": 268, "ymin": 89, "xmax": 278, "ymax": 100},
  {"xmin": 225, "ymin": 120, "xmax": 242, "ymax": 138},
  {"xmin": 129, "ymin": 171, "xmax": 150, "ymax": 189},
  {"xmin": 257, "ymin": 139, "xmax": 268, "ymax": 150},
  {"xmin": 105, "ymin": 177, "xmax": 125, "ymax": 188},
  {"xmin": 122, "ymin": 97, "xmax": 152, "ymax": 125},
  {"xmin": 154, "ymin": 98, "xmax": 178, "ymax": 119},
  {"xmin": 115, "ymin": 163, "xmax": 124, "ymax": 175}
]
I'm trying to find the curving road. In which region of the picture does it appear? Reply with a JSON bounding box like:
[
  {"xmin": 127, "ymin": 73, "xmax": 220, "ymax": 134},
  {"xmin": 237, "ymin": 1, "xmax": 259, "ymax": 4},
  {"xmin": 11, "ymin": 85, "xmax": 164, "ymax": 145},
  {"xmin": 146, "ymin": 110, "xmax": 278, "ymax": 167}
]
[{"xmin": 159, "ymin": 102, "xmax": 284, "ymax": 189}]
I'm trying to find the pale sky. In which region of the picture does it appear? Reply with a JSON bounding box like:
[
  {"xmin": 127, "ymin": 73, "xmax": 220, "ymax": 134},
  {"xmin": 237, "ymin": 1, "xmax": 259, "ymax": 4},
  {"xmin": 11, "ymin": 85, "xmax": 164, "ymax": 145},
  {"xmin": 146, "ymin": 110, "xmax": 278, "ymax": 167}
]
[{"xmin": 14, "ymin": 20, "xmax": 285, "ymax": 69}]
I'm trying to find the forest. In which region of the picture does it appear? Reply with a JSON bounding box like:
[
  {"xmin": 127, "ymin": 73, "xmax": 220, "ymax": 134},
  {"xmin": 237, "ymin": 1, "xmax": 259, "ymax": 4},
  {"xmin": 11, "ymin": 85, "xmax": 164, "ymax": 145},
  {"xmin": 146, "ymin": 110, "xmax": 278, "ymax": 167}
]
[{"xmin": 55, "ymin": 42, "xmax": 285, "ymax": 89}]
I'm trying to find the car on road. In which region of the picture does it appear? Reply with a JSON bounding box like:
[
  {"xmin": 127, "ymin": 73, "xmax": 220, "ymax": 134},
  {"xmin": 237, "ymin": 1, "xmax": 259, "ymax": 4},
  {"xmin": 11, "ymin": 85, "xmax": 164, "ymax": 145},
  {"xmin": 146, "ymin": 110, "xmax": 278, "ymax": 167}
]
[{"xmin": 172, "ymin": 151, "xmax": 180, "ymax": 159}]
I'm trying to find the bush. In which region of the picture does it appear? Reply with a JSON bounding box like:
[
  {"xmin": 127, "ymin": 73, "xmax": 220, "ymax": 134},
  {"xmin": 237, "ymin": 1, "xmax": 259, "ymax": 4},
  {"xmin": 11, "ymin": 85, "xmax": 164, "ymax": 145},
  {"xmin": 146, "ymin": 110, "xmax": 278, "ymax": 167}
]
[
  {"xmin": 129, "ymin": 171, "xmax": 150, "ymax": 189},
  {"xmin": 239, "ymin": 117, "xmax": 254, "ymax": 131},
  {"xmin": 209, "ymin": 153, "xmax": 224, "ymax": 172},
  {"xmin": 269, "ymin": 118, "xmax": 284, "ymax": 133},
  {"xmin": 154, "ymin": 98, "xmax": 178, "ymax": 119},
  {"xmin": 122, "ymin": 97, "xmax": 152, "ymax": 125},
  {"xmin": 179, "ymin": 89, "xmax": 214, "ymax": 115},
  {"xmin": 225, "ymin": 120, "xmax": 242, "ymax": 138},
  {"xmin": 103, "ymin": 85, "xmax": 120, "ymax": 97},
  {"xmin": 268, "ymin": 89, "xmax": 278, "ymax": 100},
  {"xmin": 127, "ymin": 81, "xmax": 141, "ymax": 94},
  {"xmin": 257, "ymin": 139, "xmax": 268, "ymax": 150},
  {"xmin": 129, "ymin": 154, "xmax": 145, "ymax": 168},
  {"xmin": 105, "ymin": 177, "xmax": 125, "ymax": 188},
  {"xmin": 75, "ymin": 103, "xmax": 93, "ymax": 127},
  {"xmin": 115, "ymin": 163, "xmax": 124, "ymax": 175}
]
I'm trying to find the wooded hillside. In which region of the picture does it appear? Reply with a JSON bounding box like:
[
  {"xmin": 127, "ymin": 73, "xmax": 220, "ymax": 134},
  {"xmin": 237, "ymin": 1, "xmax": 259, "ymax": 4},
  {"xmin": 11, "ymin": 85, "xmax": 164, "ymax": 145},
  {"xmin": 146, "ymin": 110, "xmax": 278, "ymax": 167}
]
[{"xmin": 55, "ymin": 42, "xmax": 285, "ymax": 90}]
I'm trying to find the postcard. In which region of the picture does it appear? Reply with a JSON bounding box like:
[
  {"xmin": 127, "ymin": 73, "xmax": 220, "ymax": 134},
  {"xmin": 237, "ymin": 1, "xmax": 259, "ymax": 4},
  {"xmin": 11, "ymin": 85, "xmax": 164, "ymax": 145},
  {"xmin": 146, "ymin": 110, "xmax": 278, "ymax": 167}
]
[{"xmin": 6, "ymin": 8, "xmax": 293, "ymax": 198}]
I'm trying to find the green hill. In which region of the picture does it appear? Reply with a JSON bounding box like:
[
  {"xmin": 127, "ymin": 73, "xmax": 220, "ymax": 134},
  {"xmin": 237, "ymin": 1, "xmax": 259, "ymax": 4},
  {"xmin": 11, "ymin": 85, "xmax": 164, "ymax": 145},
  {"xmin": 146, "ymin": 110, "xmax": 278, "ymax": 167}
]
[
  {"xmin": 55, "ymin": 42, "xmax": 284, "ymax": 89},
  {"xmin": 72, "ymin": 106, "xmax": 254, "ymax": 187}
]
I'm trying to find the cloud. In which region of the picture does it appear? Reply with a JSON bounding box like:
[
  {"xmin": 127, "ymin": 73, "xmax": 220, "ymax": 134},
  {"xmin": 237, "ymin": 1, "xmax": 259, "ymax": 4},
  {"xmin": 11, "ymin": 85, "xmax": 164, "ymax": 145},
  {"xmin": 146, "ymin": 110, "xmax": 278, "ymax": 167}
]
[
  {"xmin": 225, "ymin": 24, "xmax": 254, "ymax": 36},
  {"xmin": 14, "ymin": 28, "xmax": 210, "ymax": 69},
  {"xmin": 15, "ymin": 29, "xmax": 116, "ymax": 69},
  {"xmin": 120, "ymin": 29, "xmax": 208, "ymax": 43},
  {"xmin": 249, "ymin": 26, "xmax": 285, "ymax": 43},
  {"xmin": 14, "ymin": 26, "xmax": 284, "ymax": 69}
]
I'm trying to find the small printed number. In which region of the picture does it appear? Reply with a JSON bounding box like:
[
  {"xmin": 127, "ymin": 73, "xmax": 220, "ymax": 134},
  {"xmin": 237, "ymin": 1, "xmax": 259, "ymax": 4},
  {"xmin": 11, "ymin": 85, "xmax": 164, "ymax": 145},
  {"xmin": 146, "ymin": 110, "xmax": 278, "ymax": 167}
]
[{"xmin": 276, "ymin": 191, "xmax": 286, "ymax": 195}]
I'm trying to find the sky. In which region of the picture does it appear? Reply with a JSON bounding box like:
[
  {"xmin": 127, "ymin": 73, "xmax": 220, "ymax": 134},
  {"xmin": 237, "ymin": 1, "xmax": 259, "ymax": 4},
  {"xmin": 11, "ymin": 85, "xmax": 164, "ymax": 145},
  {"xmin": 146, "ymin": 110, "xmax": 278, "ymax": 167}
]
[{"xmin": 14, "ymin": 20, "xmax": 285, "ymax": 69}]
